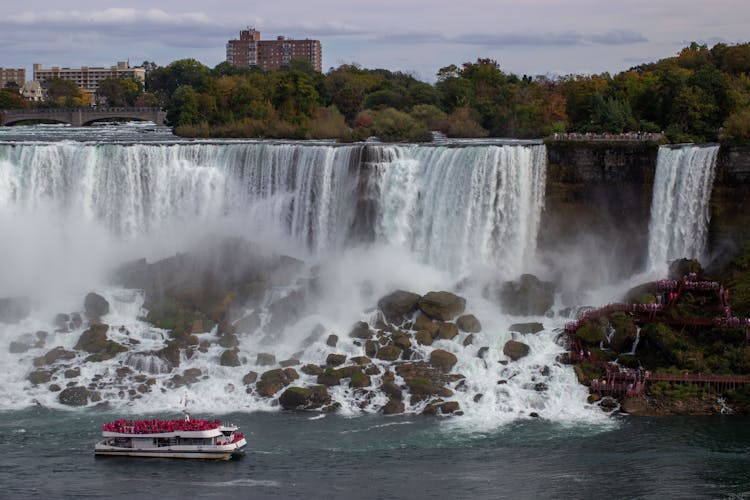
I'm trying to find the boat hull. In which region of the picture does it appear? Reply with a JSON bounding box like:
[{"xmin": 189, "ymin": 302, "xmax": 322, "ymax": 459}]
[{"xmin": 95, "ymin": 439, "xmax": 247, "ymax": 460}]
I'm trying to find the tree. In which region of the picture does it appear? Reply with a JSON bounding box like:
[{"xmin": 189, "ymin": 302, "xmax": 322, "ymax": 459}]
[
  {"xmin": 166, "ymin": 85, "xmax": 202, "ymax": 126},
  {"xmin": 97, "ymin": 78, "xmax": 143, "ymax": 106}
]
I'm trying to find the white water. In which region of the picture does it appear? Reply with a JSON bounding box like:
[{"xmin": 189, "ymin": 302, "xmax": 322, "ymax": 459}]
[
  {"xmin": 0, "ymin": 136, "xmax": 605, "ymax": 428},
  {"xmin": 646, "ymin": 144, "xmax": 719, "ymax": 274}
]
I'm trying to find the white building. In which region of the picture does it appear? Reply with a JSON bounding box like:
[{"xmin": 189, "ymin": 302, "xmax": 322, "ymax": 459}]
[{"xmin": 33, "ymin": 61, "xmax": 145, "ymax": 96}]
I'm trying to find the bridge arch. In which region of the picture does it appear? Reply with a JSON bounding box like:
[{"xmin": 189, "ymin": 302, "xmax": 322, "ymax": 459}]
[{"xmin": 1, "ymin": 107, "xmax": 166, "ymax": 127}]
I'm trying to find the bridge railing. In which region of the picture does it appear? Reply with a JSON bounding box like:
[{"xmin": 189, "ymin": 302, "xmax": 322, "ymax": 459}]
[{"xmin": 0, "ymin": 107, "xmax": 163, "ymax": 115}]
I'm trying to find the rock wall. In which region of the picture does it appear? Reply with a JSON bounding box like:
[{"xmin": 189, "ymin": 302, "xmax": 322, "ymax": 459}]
[
  {"xmin": 541, "ymin": 141, "xmax": 658, "ymax": 284},
  {"xmin": 709, "ymin": 146, "xmax": 750, "ymax": 268}
]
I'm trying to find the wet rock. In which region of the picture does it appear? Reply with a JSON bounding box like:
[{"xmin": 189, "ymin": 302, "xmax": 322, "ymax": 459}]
[
  {"xmin": 156, "ymin": 343, "xmax": 182, "ymax": 368},
  {"xmin": 497, "ymin": 274, "xmax": 554, "ymax": 316},
  {"xmin": 377, "ymin": 290, "xmax": 421, "ymax": 324},
  {"xmin": 534, "ymin": 383, "xmax": 548, "ymax": 392},
  {"xmin": 33, "ymin": 347, "xmax": 76, "ymax": 367},
  {"xmin": 407, "ymin": 378, "xmax": 454, "ymax": 399},
  {"xmin": 301, "ymin": 364, "xmax": 324, "ymax": 376},
  {"xmin": 473, "ymin": 393, "xmax": 483, "ymax": 403},
  {"xmin": 503, "ymin": 340, "xmax": 530, "ymax": 361},
  {"xmin": 375, "ymin": 345, "xmax": 402, "ymax": 361},
  {"xmin": 418, "ymin": 292, "xmax": 466, "ymax": 321},
  {"xmin": 462, "ymin": 334, "xmax": 474, "ymax": 347},
  {"xmin": 438, "ymin": 401, "xmax": 461, "ymax": 414},
  {"xmin": 540, "ymin": 365, "xmax": 551, "ymax": 377},
  {"xmin": 415, "ymin": 330, "xmax": 434, "ymax": 346},
  {"xmin": 326, "ymin": 353, "xmax": 347, "ymax": 367},
  {"xmin": 364, "ymin": 365, "xmax": 381, "ymax": 376},
  {"xmin": 220, "ymin": 348, "xmax": 241, "ymax": 367},
  {"xmin": 669, "ymin": 258, "xmax": 702, "ymax": 280},
  {"xmin": 218, "ymin": 333, "xmax": 240, "ymax": 348},
  {"xmin": 349, "ymin": 321, "xmax": 372, "ymax": 339},
  {"xmin": 84, "ymin": 292, "xmax": 110, "ymax": 322},
  {"xmin": 59, "ymin": 386, "xmax": 92, "ymax": 406},
  {"xmin": 242, "ymin": 371, "xmax": 258, "ymax": 385},
  {"xmin": 477, "ymin": 346, "xmax": 490, "ymax": 359},
  {"xmin": 316, "ymin": 368, "xmax": 343, "ymax": 386},
  {"xmin": 392, "ymin": 332, "xmax": 412, "ymax": 350},
  {"xmin": 279, "ymin": 385, "xmax": 331, "ymax": 410},
  {"xmin": 350, "ymin": 356, "xmax": 372, "ymax": 365},
  {"xmin": 64, "ymin": 368, "xmax": 80, "ymax": 378},
  {"xmin": 0, "ymin": 297, "xmax": 31, "ymax": 324},
  {"xmin": 115, "ymin": 367, "xmax": 133, "ymax": 378},
  {"xmin": 326, "ymin": 334, "xmax": 339, "ymax": 347},
  {"xmin": 429, "ymin": 349, "xmax": 457, "ymax": 372},
  {"xmin": 436, "ymin": 322, "xmax": 459, "ymax": 340},
  {"xmin": 256, "ymin": 353, "xmax": 276, "ymax": 366},
  {"xmin": 266, "ymin": 290, "xmax": 306, "ymax": 334},
  {"xmin": 414, "ymin": 314, "xmax": 439, "ymax": 335},
  {"xmin": 75, "ymin": 324, "xmax": 126, "ymax": 359},
  {"xmin": 280, "ymin": 358, "xmax": 301, "ymax": 368},
  {"xmin": 283, "ymin": 368, "xmax": 299, "ymax": 382},
  {"xmin": 28, "ymin": 370, "xmax": 52, "ymax": 385},
  {"xmin": 49, "ymin": 384, "xmax": 61, "ymax": 392},
  {"xmin": 508, "ymin": 322, "xmax": 544, "ymax": 335},
  {"xmin": 256, "ymin": 368, "xmax": 293, "ymax": 397},
  {"xmin": 456, "ymin": 314, "xmax": 482, "ymax": 333},
  {"xmin": 382, "ymin": 398, "xmax": 405, "ymax": 414},
  {"xmin": 54, "ymin": 313, "xmax": 70, "ymax": 332},
  {"xmin": 365, "ymin": 340, "xmax": 378, "ymax": 357},
  {"xmin": 529, "ymin": 412, "xmax": 540, "ymax": 418},
  {"xmin": 381, "ymin": 381, "xmax": 403, "ymax": 400}
]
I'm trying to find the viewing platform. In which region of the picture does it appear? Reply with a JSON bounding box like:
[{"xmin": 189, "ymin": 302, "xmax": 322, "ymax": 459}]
[{"xmin": 0, "ymin": 107, "xmax": 166, "ymax": 126}]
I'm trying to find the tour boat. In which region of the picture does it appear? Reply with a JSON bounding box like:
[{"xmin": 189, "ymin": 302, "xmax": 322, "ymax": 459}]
[{"xmin": 95, "ymin": 411, "xmax": 247, "ymax": 460}]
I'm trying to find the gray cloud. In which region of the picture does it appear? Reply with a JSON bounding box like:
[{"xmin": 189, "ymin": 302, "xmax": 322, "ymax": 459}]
[{"xmin": 377, "ymin": 29, "xmax": 647, "ymax": 47}]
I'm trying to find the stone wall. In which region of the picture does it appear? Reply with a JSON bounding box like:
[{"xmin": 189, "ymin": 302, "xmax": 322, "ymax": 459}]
[{"xmin": 709, "ymin": 146, "xmax": 750, "ymax": 268}]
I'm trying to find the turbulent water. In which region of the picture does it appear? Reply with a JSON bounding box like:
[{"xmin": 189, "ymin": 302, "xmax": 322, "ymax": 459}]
[{"xmin": 646, "ymin": 144, "xmax": 719, "ymax": 274}]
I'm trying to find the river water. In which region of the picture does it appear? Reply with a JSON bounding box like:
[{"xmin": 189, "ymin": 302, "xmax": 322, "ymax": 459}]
[{"xmin": 0, "ymin": 124, "xmax": 743, "ymax": 499}]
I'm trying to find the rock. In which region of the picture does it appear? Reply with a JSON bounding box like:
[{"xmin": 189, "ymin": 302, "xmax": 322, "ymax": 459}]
[
  {"xmin": 438, "ymin": 401, "xmax": 461, "ymax": 414},
  {"xmin": 429, "ymin": 349, "xmax": 457, "ymax": 372},
  {"xmin": 415, "ymin": 330, "xmax": 434, "ymax": 346},
  {"xmin": 497, "ymin": 274, "xmax": 554, "ymax": 316},
  {"xmin": 116, "ymin": 367, "xmax": 133, "ymax": 378},
  {"xmin": 256, "ymin": 368, "xmax": 293, "ymax": 397},
  {"xmin": 220, "ymin": 348, "xmax": 241, "ymax": 367},
  {"xmin": 508, "ymin": 322, "xmax": 544, "ymax": 335},
  {"xmin": 456, "ymin": 314, "xmax": 482, "ymax": 333},
  {"xmin": 503, "ymin": 340, "xmax": 530, "ymax": 361},
  {"xmin": 49, "ymin": 384, "xmax": 61, "ymax": 392},
  {"xmin": 407, "ymin": 377, "xmax": 454, "ymax": 398},
  {"xmin": 473, "ymin": 393, "xmax": 483, "ymax": 402},
  {"xmin": 59, "ymin": 386, "xmax": 91, "ymax": 406},
  {"xmin": 28, "ymin": 370, "xmax": 52, "ymax": 384},
  {"xmin": 381, "ymin": 381, "xmax": 403, "ymax": 400},
  {"xmin": 64, "ymin": 368, "xmax": 80, "ymax": 378},
  {"xmin": 462, "ymin": 334, "xmax": 474, "ymax": 347},
  {"xmin": 10, "ymin": 341, "xmax": 30, "ymax": 353},
  {"xmin": 436, "ymin": 322, "xmax": 459, "ymax": 340},
  {"xmin": 54, "ymin": 313, "xmax": 70, "ymax": 331},
  {"xmin": 326, "ymin": 353, "xmax": 347, "ymax": 367},
  {"xmin": 33, "ymin": 346, "xmax": 76, "ymax": 367},
  {"xmin": 477, "ymin": 346, "xmax": 489, "ymax": 359},
  {"xmin": 351, "ymin": 356, "xmax": 372, "ymax": 365},
  {"xmin": 301, "ymin": 364, "xmax": 324, "ymax": 376},
  {"xmin": 182, "ymin": 368, "xmax": 203, "ymax": 384},
  {"xmin": 607, "ymin": 312, "xmax": 638, "ymax": 353},
  {"xmin": 316, "ymin": 368, "xmax": 343, "ymax": 386},
  {"xmin": 326, "ymin": 334, "xmax": 339, "ymax": 347},
  {"xmin": 534, "ymin": 383, "xmax": 548, "ymax": 392},
  {"xmin": 375, "ymin": 345, "xmax": 402, "ymax": 361},
  {"xmin": 364, "ymin": 365, "xmax": 380, "ymax": 376},
  {"xmin": 0, "ymin": 297, "xmax": 31, "ymax": 324},
  {"xmin": 377, "ymin": 290, "xmax": 421, "ymax": 324},
  {"xmin": 279, "ymin": 385, "xmax": 331, "ymax": 410},
  {"xmin": 383, "ymin": 399, "xmax": 405, "ymax": 414},
  {"xmin": 75, "ymin": 324, "xmax": 126, "ymax": 358},
  {"xmin": 392, "ymin": 332, "xmax": 412, "ymax": 350},
  {"xmin": 266, "ymin": 290, "xmax": 306, "ymax": 334},
  {"xmin": 256, "ymin": 353, "xmax": 276, "ymax": 366},
  {"xmin": 218, "ymin": 333, "xmax": 240, "ymax": 348},
  {"xmin": 280, "ymin": 358, "xmax": 301, "ymax": 368},
  {"xmin": 70, "ymin": 313, "xmax": 83, "ymax": 329},
  {"xmin": 529, "ymin": 412, "xmax": 540, "ymax": 418},
  {"xmin": 348, "ymin": 321, "xmax": 372, "ymax": 339},
  {"xmin": 84, "ymin": 292, "xmax": 110, "ymax": 321},
  {"xmin": 242, "ymin": 371, "xmax": 258, "ymax": 384},
  {"xmin": 669, "ymin": 258, "xmax": 702, "ymax": 280},
  {"xmin": 418, "ymin": 291, "xmax": 466, "ymax": 321},
  {"xmin": 365, "ymin": 340, "xmax": 378, "ymax": 357}
]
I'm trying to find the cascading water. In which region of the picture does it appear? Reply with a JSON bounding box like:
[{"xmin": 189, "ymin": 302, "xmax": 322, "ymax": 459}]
[
  {"xmin": 646, "ymin": 144, "xmax": 719, "ymax": 273},
  {"xmin": 0, "ymin": 133, "xmax": 604, "ymax": 428}
]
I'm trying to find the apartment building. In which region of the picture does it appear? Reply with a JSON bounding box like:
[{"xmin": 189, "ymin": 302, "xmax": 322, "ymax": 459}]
[
  {"xmin": 226, "ymin": 28, "xmax": 322, "ymax": 72},
  {"xmin": 0, "ymin": 68, "xmax": 26, "ymax": 88},
  {"xmin": 32, "ymin": 61, "xmax": 146, "ymax": 96}
]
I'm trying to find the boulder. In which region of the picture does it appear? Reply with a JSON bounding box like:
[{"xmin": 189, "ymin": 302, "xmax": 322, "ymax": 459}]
[
  {"xmin": 59, "ymin": 386, "xmax": 92, "ymax": 406},
  {"xmin": 33, "ymin": 346, "xmax": 76, "ymax": 367},
  {"xmin": 220, "ymin": 348, "xmax": 241, "ymax": 367},
  {"xmin": 377, "ymin": 290, "xmax": 421, "ymax": 324},
  {"xmin": 375, "ymin": 345, "xmax": 402, "ymax": 361},
  {"xmin": 28, "ymin": 370, "xmax": 52, "ymax": 385},
  {"xmin": 326, "ymin": 334, "xmax": 339, "ymax": 347},
  {"xmin": 242, "ymin": 371, "xmax": 258, "ymax": 385},
  {"xmin": 256, "ymin": 353, "xmax": 277, "ymax": 366},
  {"xmin": 280, "ymin": 358, "xmax": 301, "ymax": 368},
  {"xmin": 64, "ymin": 368, "xmax": 81, "ymax": 378},
  {"xmin": 503, "ymin": 340, "xmax": 530, "ymax": 361},
  {"xmin": 301, "ymin": 364, "xmax": 324, "ymax": 376},
  {"xmin": 266, "ymin": 290, "xmax": 306, "ymax": 334},
  {"xmin": 349, "ymin": 371, "xmax": 371, "ymax": 388},
  {"xmin": 462, "ymin": 334, "xmax": 474, "ymax": 347},
  {"xmin": 54, "ymin": 313, "xmax": 70, "ymax": 331},
  {"xmin": 608, "ymin": 312, "xmax": 638, "ymax": 353},
  {"xmin": 350, "ymin": 356, "xmax": 372, "ymax": 365},
  {"xmin": 418, "ymin": 292, "xmax": 466, "ymax": 321},
  {"xmin": 326, "ymin": 353, "xmax": 347, "ymax": 367},
  {"xmin": 0, "ymin": 297, "xmax": 31, "ymax": 324},
  {"xmin": 429, "ymin": 349, "xmax": 457, "ymax": 372},
  {"xmin": 392, "ymin": 332, "xmax": 412, "ymax": 350},
  {"xmin": 365, "ymin": 340, "xmax": 378, "ymax": 357},
  {"xmin": 415, "ymin": 330, "xmax": 434, "ymax": 346},
  {"xmin": 508, "ymin": 322, "xmax": 544, "ymax": 334},
  {"xmin": 218, "ymin": 333, "xmax": 240, "ymax": 348},
  {"xmin": 669, "ymin": 258, "xmax": 702, "ymax": 280},
  {"xmin": 75, "ymin": 324, "xmax": 126, "ymax": 357},
  {"xmin": 10, "ymin": 341, "xmax": 30, "ymax": 354},
  {"xmin": 84, "ymin": 292, "xmax": 110, "ymax": 321},
  {"xmin": 477, "ymin": 346, "xmax": 489, "ymax": 359},
  {"xmin": 256, "ymin": 368, "xmax": 293, "ymax": 397},
  {"xmin": 348, "ymin": 321, "xmax": 372, "ymax": 339},
  {"xmin": 316, "ymin": 368, "xmax": 343, "ymax": 386},
  {"xmin": 436, "ymin": 322, "xmax": 459, "ymax": 340},
  {"xmin": 382, "ymin": 399, "xmax": 405, "ymax": 414},
  {"xmin": 381, "ymin": 381, "xmax": 403, "ymax": 400},
  {"xmin": 456, "ymin": 314, "xmax": 481, "ymax": 333},
  {"xmin": 279, "ymin": 385, "xmax": 331, "ymax": 410},
  {"xmin": 407, "ymin": 377, "xmax": 454, "ymax": 398},
  {"xmin": 497, "ymin": 274, "xmax": 554, "ymax": 316},
  {"xmin": 283, "ymin": 368, "xmax": 300, "ymax": 381}
]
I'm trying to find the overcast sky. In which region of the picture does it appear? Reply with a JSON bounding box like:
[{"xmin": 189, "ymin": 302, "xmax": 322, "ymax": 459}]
[{"xmin": 2, "ymin": 0, "xmax": 749, "ymax": 82}]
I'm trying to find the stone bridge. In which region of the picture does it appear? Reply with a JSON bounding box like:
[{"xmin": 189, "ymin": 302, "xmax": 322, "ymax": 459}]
[{"xmin": 0, "ymin": 107, "xmax": 166, "ymax": 126}]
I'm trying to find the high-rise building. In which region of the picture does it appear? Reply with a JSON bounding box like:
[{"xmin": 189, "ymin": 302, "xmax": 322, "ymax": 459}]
[
  {"xmin": 226, "ymin": 28, "xmax": 322, "ymax": 72},
  {"xmin": 33, "ymin": 62, "xmax": 145, "ymax": 96},
  {"xmin": 0, "ymin": 68, "xmax": 26, "ymax": 88}
]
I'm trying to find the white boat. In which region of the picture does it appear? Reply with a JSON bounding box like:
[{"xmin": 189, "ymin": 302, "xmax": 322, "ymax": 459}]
[{"xmin": 94, "ymin": 412, "xmax": 247, "ymax": 460}]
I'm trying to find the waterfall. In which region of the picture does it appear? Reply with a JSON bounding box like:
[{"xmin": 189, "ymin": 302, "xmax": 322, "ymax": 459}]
[{"xmin": 646, "ymin": 144, "xmax": 719, "ymax": 273}]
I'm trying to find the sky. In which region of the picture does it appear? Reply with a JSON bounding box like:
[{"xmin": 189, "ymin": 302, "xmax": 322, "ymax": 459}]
[{"xmin": 1, "ymin": 0, "xmax": 749, "ymax": 82}]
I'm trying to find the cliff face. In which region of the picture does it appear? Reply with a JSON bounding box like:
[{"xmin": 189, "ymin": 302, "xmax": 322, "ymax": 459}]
[
  {"xmin": 542, "ymin": 142, "xmax": 750, "ymax": 280},
  {"xmin": 541, "ymin": 142, "xmax": 658, "ymax": 284}
]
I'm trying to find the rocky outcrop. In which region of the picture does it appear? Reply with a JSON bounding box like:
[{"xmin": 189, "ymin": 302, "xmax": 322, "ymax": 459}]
[
  {"xmin": 84, "ymin": 292, "xmax": 110, "ymax": 322},
  {"xmin": 418, "ymin": 291, "xmax": 466, "ymax": 321},
  {"xmin": 456, "ymin": 314, "xmax": 481, "ymax": 332},
  {"xmin": 59, "ymin": 386, "xmax": 97, "ymax": 406},
  {"xmin": 503, "ymin": 340, "xmax": 530, "ymax": 361},
  {"xmin": 220, "ymin": 348, "xmax": 241, "ymax": 367},
  {"xmin": 279, "ymin": 385, "xmax": 331, "ymax": 410},
  {"xmin": 377, "ymin": 290, "xmax": 421, "ymax": 324},
  {"xmin": 429, "ymin": 349, "xmax": 457, "ymax": 372},
  {"xmin": 33, "ymin": 346, "xmax": 76, "ymax": 367},
  {"xmin": 508, "ymin": 322, "xmax": 544, "ymax": 334},
  {"xmin": 348, "ymin": 321, "xmax": 371, "ymax": 339},
  {"xmin": 497, "ymin": 275, "xmax": 554, "ymax": 316},
  {"xmin": 255, "ymin": 368, "xmax": 294, "ymax": 397},
  {"xmin": 74, "ymin": 324, "xmax": 127, "ymax": 361}
]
